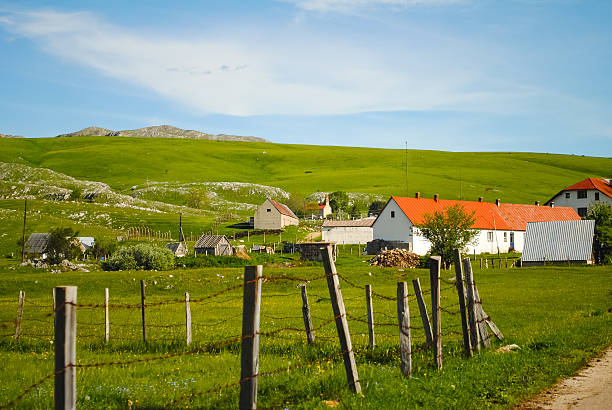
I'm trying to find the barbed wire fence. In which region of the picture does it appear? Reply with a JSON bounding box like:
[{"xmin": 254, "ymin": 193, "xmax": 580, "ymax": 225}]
[{"xmin": 0, "ymin": 247, "xmax": 503, "ymax": 408}]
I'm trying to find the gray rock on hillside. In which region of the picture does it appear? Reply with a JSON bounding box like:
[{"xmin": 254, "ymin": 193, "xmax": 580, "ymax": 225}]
[{"xmin": 0, "ymin": 133, "xmax": 24, "ymax": 138}]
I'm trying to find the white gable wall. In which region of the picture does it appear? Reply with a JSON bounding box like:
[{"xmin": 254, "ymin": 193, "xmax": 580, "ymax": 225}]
[
  {"xmin": 322, "ymin": 226, "xmax": 373, "ymax": 244},
  {"xmin": 549, "ymin": 190, "xmax": 612, "ymax": 217},
  {"xmin": 372, "ymin": 199, "xmax": 413, "ymax": 242}
]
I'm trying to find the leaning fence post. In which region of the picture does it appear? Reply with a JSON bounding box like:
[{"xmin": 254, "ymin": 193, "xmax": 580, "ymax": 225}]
[
  {"xmin": 239, "ymin": 265, "xmax": 263, "ymax": 410},
  {"xmin": 15, "ymin": 290, "xmax": 24, "ymax": 340},
  {"xmin": 300, "ymin": 285, "xmax": 315, "ymax": 344},
  {"xmin": 365, "ymin": 284, "xmax": 375, "ymax": 349},
  {"xmin": 397, "ymin": 282, "xmax": 412, "ymax": 377},
  {"xmin": 429, "ymin": 256, "xmax": 442, "ymax": 370},
  {"xmin": 411, "ymin": 278, "xmax": 433, "ymax": 346},
  {"xmin": 140, "ymin": 280, "xmax": 147, "ymax": 343},
  {"xmin": 473, "ymin": 286, "xmax": 491, "ymax": 348},
  {"xmin": 454, "ymin": 250, "xmax": 472, "ymax": 357},
  {"xmin": 185, "ymin": 292, "xmax": 192, "ymax": 346},
  {"xmin": 54, "ymin": 286, "xmax": 77, "ymax": 410},
  {"xmin": 104, "ymin": 288, "xmax": 109, "ymax": 343},
  {"xmin": 463, "ymin": 257, "xmax": 480, "ymax": 353},
  {"xmin": 321, "ymin": 245, "xmax": 361, "ymax": 393}
]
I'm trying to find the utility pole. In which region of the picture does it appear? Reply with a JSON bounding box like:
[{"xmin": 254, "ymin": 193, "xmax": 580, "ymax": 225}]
[
  {"xmin": 20, "ymin": 198, "xmax": 27, "ymax": 263},
  {"xmin": 405, "ymin": 141, "xmax": 409, "ymax": 197}
]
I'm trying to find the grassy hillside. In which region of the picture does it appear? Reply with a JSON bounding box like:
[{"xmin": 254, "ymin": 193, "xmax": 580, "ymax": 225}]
[{"xmin": 1, "ymin": 136, "xmax": 610, "ymax": 203}]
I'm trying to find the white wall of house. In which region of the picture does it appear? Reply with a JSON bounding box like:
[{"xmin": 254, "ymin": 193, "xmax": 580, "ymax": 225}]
[
  {"xmin": 322, "ymin": 226, "xmax": 373, "ymax": 244},
  {"xmin": 254, "ymin": 199, "xmax": 298, "ymax": 230},
  {"xmin": 549, "ymin": 190, "xmax": 612, "ymax": 217},
  {"xmin": 372, "ymin": 200, "xmax": 413, "ymax": 242}
]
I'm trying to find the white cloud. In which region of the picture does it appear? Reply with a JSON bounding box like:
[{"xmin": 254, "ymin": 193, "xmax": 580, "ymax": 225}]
[{"xmin": 0, "ymin": 9, "xmax": 561, "ymax": 118}]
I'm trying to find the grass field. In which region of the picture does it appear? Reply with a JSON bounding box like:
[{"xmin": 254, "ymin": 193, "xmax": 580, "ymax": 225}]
[{"xmin": 0, "ymin": 259, "xmax": 610, "ymax": 409}]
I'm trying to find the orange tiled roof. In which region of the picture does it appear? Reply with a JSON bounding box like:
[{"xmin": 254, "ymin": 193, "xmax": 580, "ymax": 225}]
[
  {"xmin": 563, "ymin": 178, "xmax": 612, "ymax": 198},
  {"xmin": 391, "ymin": 196, "xmax": 580, "ymax": 231}
]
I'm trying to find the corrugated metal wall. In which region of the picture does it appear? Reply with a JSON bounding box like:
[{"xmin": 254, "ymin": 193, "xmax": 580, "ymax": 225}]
[{"xmin": 522, "ymin": 220, "xmax": 595, "ymax": 263}]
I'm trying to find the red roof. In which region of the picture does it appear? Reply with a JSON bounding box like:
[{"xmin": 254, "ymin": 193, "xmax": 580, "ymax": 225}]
[
  {"xmin": 269, "ymin": 199, "xmax": 298, "ymax": 219},
  {"xmin": 563, "ymin": 178, "xmax": 612, "ymax": 198},
  {"xmin": 390, "ymin": 196, "xmax": 579, "ymax": 231}
]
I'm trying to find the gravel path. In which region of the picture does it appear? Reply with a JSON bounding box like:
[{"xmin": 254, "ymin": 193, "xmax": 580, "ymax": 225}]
[{"xmin": 517, "ymin": 347, "xmax": 612, "ymax": 409}]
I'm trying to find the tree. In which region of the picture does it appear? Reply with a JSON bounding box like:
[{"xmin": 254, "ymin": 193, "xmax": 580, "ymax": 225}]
[
  {"xmin": 368, "ymin": 200, "xmax": 386, "ymax": 216},
  {"xmin": 329, "ymin": 191, "xmax": 350, "ymax": 214},
  {"xmin": 286, "ymin": 193, "xmax": 308, "ymax": 218},
  {"xmin": 416, "ymin": 204, "xmax": 478, "ymax": 267},
  {"xmin": 90, "ymin": 236, "xmax": 118, "ymax": 260},
  {"xmin": 47, "ymin": 227, "xmax": 80, "ymax": 264},
  {"xmin": 586, "ymin": 203, "xmax": 612, "ymax": 265}
]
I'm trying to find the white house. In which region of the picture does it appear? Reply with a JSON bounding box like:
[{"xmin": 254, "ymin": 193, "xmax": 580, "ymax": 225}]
[
  {"xmin": 545, "ymin": 178, "xmax": 612, "ymax": 217},
  {"xmin": 254, "ymin": 198, "xmax": 299, "ymax": 230},
  {"xmin": 373, "ymin": 194, "xmax": 581, "ymax": 256},
  {"xmin": 321, "ymin": 218, "xmax": 375, "ymax": 244}
]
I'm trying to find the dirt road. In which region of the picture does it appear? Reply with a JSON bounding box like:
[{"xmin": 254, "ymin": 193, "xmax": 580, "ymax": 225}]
[{"xmin": 518, "ymin": 348, "xmax": 612, "ymax": 409}]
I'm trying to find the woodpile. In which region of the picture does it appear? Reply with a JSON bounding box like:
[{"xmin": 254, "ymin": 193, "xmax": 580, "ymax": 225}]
[{"xmin": 369, "ymin": 249, "xmax": 420, "ymax": 268}]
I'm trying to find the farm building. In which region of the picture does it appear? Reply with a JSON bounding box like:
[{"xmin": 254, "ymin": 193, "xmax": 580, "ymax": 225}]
[
  {"xmin": 319, "ymin": 194, "xmax": 332, "ymax": 218},
  {"xmin": 254, "ymin": 199, "xmax": 299, "ymax": 230},
  {"xmin": 166, "ymin": 242, "xmax": 188, "ymax": 257},
  {"xmin": 24, "ymin": 233, "xmax": 51, "ymax": 258},
  {"xmin": 321, "ymin": 218, "xmax": 375, "ymax": 244},
  {"xmin": 545, "ymin": 178, "xmax": 612, "ymax": 217},
  {"xmin": 299, "ymin": 242, "xmax": 337, "ymax": 262},
  {"xmin": 76, "ymin": 237, "xmax": 95, "ymax": 253},
  {"xmin": 373, "ymin": 194, "xmax": 581, "ymax": 255},
  {"xmin": 194, "ymin": 235, "xmax": 232, "ymax": 256},
  {"xmin": 522, "ymin": 220, "xmax": 595, "ymax": 266}
]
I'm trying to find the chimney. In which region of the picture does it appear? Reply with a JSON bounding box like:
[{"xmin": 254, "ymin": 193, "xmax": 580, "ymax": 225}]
[
  {"xmin": 415, "ymin": 192, "xmax": 420, "ymax": 199},
  {"xmin": 535, "ymin": 201, "xmax": 540, "ymax": 206},
  {"xmin": 478, "ymin": 197, "xmax": 483, "ymax": 203},
  {"xmin": 495, "ymin": 198, "xmax": 501, "ymax": 207},
  {"xmin": 434, "ymin": 194, "xmax": 439, "ymax": 202},
  {"xmin": 549, "ymin": 201, "xmax": 554, "ymax": 208}
]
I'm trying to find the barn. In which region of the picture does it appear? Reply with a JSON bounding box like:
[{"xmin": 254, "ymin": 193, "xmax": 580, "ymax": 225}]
[
  {"xmin": 24, "ymin": 233, "xmax": 51, "ymax": 258},
  {"xmin": 372, "ymin": 194, "xmax": 581, "ymax": 255},
  {"xmin": 254, "ymin": 199, "xmax": 299, "ymax": 230},
  {"xmin": 194, "ymin": 235, "xmax": 232, "ymax": 256},
  {"xmin": 321, "ymin": 218, "xmax": 375, "ymax": 244},
  {"xmin": 522, "ymin": 220, "xmax": 595, "ymax": 266},
  {"xmin": 166, "ymin": 242, "xmax": 188, "ymax": 257}
]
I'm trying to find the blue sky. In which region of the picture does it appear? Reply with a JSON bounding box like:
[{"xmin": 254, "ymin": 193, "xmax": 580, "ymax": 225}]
[{"xmin": 0, "ymin": 0, "xmax": 611, "ymax": 155}]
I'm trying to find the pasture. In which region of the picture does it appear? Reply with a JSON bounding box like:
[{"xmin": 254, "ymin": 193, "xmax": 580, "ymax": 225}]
[{"xmin": 0, "ymin": 262, "xmax": 610, "ymax": 409}]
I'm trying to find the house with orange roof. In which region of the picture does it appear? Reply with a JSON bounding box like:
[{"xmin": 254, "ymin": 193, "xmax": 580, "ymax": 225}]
[
  {"xmin": 545, "ymin": 178, "xmax": 612, "ymax": 217},
  {"xmin": 254, "ymin": 198, "xmax": 299, "ymax": 230},
  {"xmin": 372, "ymin": 193, "xmax": 580, "ymax": 255}
]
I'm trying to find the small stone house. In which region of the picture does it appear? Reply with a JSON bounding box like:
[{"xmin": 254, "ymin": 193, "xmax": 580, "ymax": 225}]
[
  {"xmin": 299, "ymin": 242, "xmax": 337, "ymax": 262},
  {"xmin": 194, "ymin": 235, "xmax": 232, "ymax": 256},
  {"xmin": 254, "ymin": 199, "xmax": 299, "ymax": 230},
  {"xmin": 166, "ymin": 242, "xmax": 188, "ymax": 257}
]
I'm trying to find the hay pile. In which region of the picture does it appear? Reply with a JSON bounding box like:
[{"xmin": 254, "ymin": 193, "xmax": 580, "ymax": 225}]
[{"xmin": 369, "ymin": 249, "xmax": 420, "ymax": 268}]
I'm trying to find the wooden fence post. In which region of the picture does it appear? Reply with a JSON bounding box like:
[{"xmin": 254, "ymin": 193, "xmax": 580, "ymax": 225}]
[
  {"xmin": 104, "ymin": 288, "xmax": 109, "ymax": 343},
  {"xmin": 53, "ymin": 288, "xmax": 56, "ymax": 311},
  {"xmin": 300, "ymin": 285, "xmax": 315, "ymax": 344},
  {"xmin": 185, "ymin": 292, "xmax": 192, "ymax": 346},
  {"xmin": 15, "ymin": 290, "xmax": 25, "ymax": 340},
  {"xmin": 463, "ymin": 257, "xmax": 480, "ymax": 353},
  {"xmin": 54, "ymin": 286, "xmax": 77, "ymax": 410},
  {"xmin": 429, "ymin": 256, "xmax": 442, "ymax": 370},
  {"xmin": 411, "ymin": 278, "xmax": 433, "ymax": 346},
  {"xmin": 321, "ymin": 245, "xmax": 361, "ymax": 393},
  {"xmin": 365, "ymin": 285, "xmax": 375, "ymax": 349},
  {"xmin": 453, "ymin": 250, "xmax": 472, "ymax": 357},
  {"xmin": 140, "ymin": 280, "xmax": 147, "ymax": 343},
  {"xmin": 473, "ymin": 287, "xmax": 491, "ymax": 348},
  {"xmin": 239, "ymin": 265, "xmax": 263, "ymax": 410},
  {"xmin": 397, "ymin": 282, "xmax": 412, "ymax": 377}
]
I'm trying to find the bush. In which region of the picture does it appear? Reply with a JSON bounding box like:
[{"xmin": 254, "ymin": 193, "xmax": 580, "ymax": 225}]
[{"xmin": 103, "ymin": 243, "xmax": 175, "ymax": 271}]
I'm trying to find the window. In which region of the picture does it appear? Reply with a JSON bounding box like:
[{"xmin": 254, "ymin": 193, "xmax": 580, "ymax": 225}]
[
  {"xmin": 390, "ymin": 211, "xmax": 395, "ymax": 218},
  {"xmin": 503, "ymin": 232, "xmax": 507, "ymax": 242},
  {"xmin": 266, "ymin": 208, "xmax": 271, "ymax": 212},
  {"xmin": 565, "ymin": 192, "xmax": 570, "ymax": 199},
  {"xmin": 595, "ymin": 192, "xmax": 600, "ymax": 201},
  {"xmin": 577, "ymin": 190, "xmax": 587, "ymax": 199},
  {"xmin": 577, "ymin": 207, "xmax": 587, "ymax": 217},
  {"xmin": 487, "ymin": 232, "xmax": 494, "ymax": 242}
]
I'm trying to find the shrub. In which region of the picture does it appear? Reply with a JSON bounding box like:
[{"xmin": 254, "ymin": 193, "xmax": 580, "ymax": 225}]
[{"xmin": 103, "ymin": 243, "xmax": 174, "ymax": 271}]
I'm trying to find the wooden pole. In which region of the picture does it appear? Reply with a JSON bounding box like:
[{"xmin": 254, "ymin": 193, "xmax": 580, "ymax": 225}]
[
  {"xmin": 300, "ymin": 285, "xmax": 315, "ymax": 344},
  {"xmin": 185, "ymin": 292, "xmax": 192, "ymax": 346},
  {"xmin": 473, "ymin": 286, "xmax": 491, "ymax": 348},
  {"xmin": 21, "ymin": 199, "xmax": 27, "ymax": 263},
  {"xmin": 321, "ymin": 245, "xmax": 361, "ymax": 393},
  {"xmin": 53, "ymin": 288, "xmax": 56, "ymax": 311},
  {"xmin": 54, "ymin": 286, "xmax": 77, "ymax": 410},
  {"xmin": 463, "ymin": 257, "xmax": 480, "ymax": 353},
  {"xmin": 15, "ymin": 290, "xmax": 24, "ymax": 340},
  {"xmin": 397, "ymin": 282, "xmax": 412, "ymax": 377},
  {"xmin": 429, "ymin": 256, "xmax": 442, "ymax": 370},
  {"xmin": 453, "ymin": 250, "xmax": 472, "ymax": 357},
  {"xmin": 411, "ymin": 278, "xmax": 433, "ymax": 346},
  {"xmin": 140, "ymin": 280, "xmax": 147, "ymax": 343},
  {"xmin": 239, "ymin": 266, "xmax": 263, "ymax": 410},
  {"xmin": 365, "ymin": 284, "xmax": 375, "ymax": 349},
  {"xmin": 104, "ymin": 288, "xmax": 109, "ymax": 343}
]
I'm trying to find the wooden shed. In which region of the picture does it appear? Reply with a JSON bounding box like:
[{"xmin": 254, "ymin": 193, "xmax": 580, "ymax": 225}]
[
  {"xmin": 299, "ymin": 242, "xmax": 337, "ymax": 262},
  {"xmin": 194, "ymin": 235, "xmax": 232, "ymax": 256},
  {"xmin": 166, "ymin": 242, "xmax": 188, "ymax": 257},
  {"xmin": 24, "ymin": 233, "xmax": 51, "ymax": 258}
]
